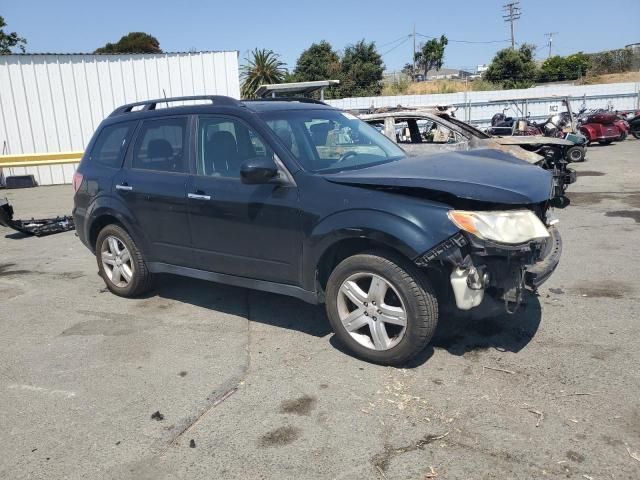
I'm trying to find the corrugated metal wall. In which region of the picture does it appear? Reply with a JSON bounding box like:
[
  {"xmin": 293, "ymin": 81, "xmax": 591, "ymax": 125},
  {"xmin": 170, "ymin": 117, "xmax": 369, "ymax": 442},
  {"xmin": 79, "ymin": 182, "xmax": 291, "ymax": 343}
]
[
  {"xmin": 0, "ymin": 51, "xmax": 240, "ymax": 184},
  {"xmin": 327, "ymin": 82, "xmax": 640, "ymax": 126}
]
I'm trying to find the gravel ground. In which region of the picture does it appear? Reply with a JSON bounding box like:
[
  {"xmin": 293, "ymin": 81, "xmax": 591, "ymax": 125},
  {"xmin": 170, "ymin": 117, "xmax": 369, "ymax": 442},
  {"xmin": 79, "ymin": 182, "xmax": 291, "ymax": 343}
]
[{"xmin": 0, "ymin": 140, "xmax": 639, "ymax": 480}]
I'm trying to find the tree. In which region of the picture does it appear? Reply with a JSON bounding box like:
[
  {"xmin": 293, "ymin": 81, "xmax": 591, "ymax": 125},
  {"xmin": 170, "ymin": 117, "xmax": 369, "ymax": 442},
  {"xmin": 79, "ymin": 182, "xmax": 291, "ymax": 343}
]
[
  {"xmin": 95, "ymin": 32, "xmax": 162, "ymax": 54},
  {"xmin": 0, "ymin": 16, "xmax": 26, "ymax": 54},
  {"xmin": 414, "ymin": 35, "xmax": 448, "ymax": 78},
  {"xmin": 293, "ymin": 40, "xmax": 340, "ymax": 82},
  {"xmin": 338, "ymin": 40, "xmax": 384, "ymax": 97},
  {"xmin": 484, "ymin": 43, "xmax": 537, "ymax": 88},
  {"xmin": 240, "ymin": 48, "xmax": 288, "ymax": 99},
  {"xmin": 537, "ymin": 52, "xmax": 590, "ymax": 83}
]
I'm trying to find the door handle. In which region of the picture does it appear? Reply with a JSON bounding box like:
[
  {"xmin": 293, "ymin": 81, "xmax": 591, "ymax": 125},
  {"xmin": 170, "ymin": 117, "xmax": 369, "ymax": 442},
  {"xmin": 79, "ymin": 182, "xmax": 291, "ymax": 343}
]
[
  {"xmin": 188, "ymin": 193, "xmax": 211, "ymax": 201},
  {"xmin": 116, "ymin": 184, "xmax": 133, "ymax": 191}
]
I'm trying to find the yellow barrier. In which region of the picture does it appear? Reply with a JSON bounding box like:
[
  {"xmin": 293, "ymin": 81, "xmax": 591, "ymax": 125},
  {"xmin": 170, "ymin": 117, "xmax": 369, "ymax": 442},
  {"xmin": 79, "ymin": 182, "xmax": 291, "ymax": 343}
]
[{"xmin": 0, "ymin": 151, "xmax": 84, "ymax": 168}]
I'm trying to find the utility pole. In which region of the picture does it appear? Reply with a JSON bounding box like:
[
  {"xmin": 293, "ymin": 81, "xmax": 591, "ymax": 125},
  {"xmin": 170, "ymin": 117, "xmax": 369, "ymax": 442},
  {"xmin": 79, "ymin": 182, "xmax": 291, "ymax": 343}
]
[
  {"xmin": 502, "ymin": 2, "xmax": 521, "ymax": 49},
  {"xmin": 544, "ymin": 32, "xmax": 558, "ymax": 58},
  {"xmin": 412, "ymin": 23, "xmax": 416, "ymax": 81}
]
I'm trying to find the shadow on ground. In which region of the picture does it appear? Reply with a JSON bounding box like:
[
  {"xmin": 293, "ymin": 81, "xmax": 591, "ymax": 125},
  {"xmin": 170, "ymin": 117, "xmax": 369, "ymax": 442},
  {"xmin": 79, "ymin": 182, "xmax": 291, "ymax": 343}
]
[
  {"xmin": 153, "ymin": 274, "xmax": 331, "ymax": 338},
  {"xmin": 149, "ymin": 274, "xmax": 541, "ymax": 366}
]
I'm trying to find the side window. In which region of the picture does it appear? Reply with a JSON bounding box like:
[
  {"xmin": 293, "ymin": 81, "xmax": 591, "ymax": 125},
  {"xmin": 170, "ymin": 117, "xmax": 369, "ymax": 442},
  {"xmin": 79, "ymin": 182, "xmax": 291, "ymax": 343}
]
[
  {"xmin": 423, "ymin": 120, "xmax": 458, "ymax": 144},
  {"xmin": 197, "ymin": 116, "xmax": 273, "ymax": 178},
  {"xmin": 132, "ymin": 117, "xmax": 188, "ymax": 173},
  {"xmin": 89, "ymin": 123, "xmax": 134, "ymax": 168}
]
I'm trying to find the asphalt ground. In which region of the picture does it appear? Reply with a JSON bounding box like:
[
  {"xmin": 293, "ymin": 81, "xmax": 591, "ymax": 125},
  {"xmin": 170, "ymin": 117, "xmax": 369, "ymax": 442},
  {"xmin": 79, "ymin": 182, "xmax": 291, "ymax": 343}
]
[{"xmin": 0, "ymin": 139, "xmax": 639, "ymax": 479}]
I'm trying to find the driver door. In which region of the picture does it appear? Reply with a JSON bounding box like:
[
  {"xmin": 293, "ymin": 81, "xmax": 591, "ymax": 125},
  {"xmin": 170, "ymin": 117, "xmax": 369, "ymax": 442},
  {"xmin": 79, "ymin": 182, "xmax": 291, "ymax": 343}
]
[{"xmin": 186, "ymin": 115, "xmax": 301, "ymax": 285}]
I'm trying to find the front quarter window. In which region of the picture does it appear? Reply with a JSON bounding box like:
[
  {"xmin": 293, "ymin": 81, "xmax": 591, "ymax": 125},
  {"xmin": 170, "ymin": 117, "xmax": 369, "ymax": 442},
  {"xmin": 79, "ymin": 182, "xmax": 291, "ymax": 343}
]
[{"xmin": 262, "ymin": 109, "xmax": 405, "ymax": 173}]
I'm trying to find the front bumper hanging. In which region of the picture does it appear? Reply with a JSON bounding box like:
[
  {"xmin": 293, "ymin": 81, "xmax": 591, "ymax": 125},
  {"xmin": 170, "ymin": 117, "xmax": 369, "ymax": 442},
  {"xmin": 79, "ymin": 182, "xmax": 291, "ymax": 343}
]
[
  {"xmin": 415, "ymin": 227, "xmax": 562, "ymax": 312},
  {"xmin": 0, "ymin": 198, "xmax": 75, "ymax": 237}
]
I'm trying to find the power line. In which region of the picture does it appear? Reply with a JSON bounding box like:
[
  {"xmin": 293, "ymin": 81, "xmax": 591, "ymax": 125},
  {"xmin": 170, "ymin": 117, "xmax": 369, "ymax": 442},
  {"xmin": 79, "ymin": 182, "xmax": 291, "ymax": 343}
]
[
  {"xmin": 381, "ymin": 36, "xmax": 411, "ymax": 57},
  {"xmin": 416, "ymin": 32, "xmax": 510, "ymax": 44},
  {"xmin": 502, "ymin": 2, "xmax": 521, "ymax": 48},
  {"xmin": 377, "ymin": 34, "xmax": 412, "ymax": 48}
]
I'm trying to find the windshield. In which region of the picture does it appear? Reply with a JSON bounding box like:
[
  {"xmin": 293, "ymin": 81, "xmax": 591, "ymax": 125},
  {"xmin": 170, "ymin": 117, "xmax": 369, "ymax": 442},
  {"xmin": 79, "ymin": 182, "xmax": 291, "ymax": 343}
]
[{"xmin": 260, "ymin": 109, "xmax": 406, "ymax": 173}]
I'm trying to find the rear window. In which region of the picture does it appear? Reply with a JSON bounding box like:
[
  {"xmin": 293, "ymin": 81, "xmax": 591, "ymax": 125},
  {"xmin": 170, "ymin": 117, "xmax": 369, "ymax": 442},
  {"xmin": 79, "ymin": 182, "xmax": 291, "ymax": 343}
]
[
  {"xmin": 89, "ymin": 122, "xmax": 135, "ymax": 168},
  {"xmin": 132, "ymin": 117, "xmax": 188, "ymax": 173}
]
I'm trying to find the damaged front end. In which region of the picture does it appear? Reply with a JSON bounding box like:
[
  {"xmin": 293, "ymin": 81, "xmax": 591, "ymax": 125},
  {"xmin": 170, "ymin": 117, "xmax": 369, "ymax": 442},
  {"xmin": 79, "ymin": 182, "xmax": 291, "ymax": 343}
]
[
  {"xmin": 415, "ymin": 208, "xmax": 561, "ymax": 313},
  {"xmin": 0, "ymin": 198, "xmax": 75, "ymax": 237}
]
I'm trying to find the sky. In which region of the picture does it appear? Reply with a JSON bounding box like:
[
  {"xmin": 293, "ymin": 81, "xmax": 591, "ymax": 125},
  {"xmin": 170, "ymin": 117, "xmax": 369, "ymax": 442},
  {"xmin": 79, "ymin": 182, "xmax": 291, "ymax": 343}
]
[{"xmin": 3, "ymin": 0, "xmax": 640, "ymax": 73}]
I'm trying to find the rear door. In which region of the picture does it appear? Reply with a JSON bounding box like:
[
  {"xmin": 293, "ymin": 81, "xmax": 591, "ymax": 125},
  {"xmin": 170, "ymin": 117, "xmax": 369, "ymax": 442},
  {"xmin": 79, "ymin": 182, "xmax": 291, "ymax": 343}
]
[
  {"xmin": 186, "ymin": 114, "xmax": 301, "ymax": 285},
  {"xmin": 113, "ymin": 116, "xmax": 192, "ymax": 265}
]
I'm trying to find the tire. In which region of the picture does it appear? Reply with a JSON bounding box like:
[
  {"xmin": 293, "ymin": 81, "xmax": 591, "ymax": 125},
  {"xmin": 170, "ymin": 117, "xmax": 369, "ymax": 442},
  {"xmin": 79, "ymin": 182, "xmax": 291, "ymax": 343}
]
[
  {"xmin": 325, "ymin": 250, "xmax": 438, "ymax": 366},
  {"xmin": 618, "ymin": 131, "xmax": 627, "ymax": 142},
  {"xmin": 632, "ymin": 130, "xmax": 640, "ymax": 140},
  {"xmin": 96, "ymin": 224, "xmax": 154, "ymax": 297},
  {"xmin": 566, "ymin": 146, "xmax": 585, "ymax": 163}
]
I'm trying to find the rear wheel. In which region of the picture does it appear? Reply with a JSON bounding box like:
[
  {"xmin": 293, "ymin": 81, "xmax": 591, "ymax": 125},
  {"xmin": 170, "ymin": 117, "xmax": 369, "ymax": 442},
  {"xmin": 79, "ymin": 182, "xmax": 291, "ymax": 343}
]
[
  {"xmin": 96, "ymin": 224, "xmax": 154, "ymax": 297},
  {"xmin": 325, "ymin": 251, "xmax": 438, "ymax": 365},
  {"xmin": 566, "ymin": 146, "xmax": 585, "ymax": 162}
]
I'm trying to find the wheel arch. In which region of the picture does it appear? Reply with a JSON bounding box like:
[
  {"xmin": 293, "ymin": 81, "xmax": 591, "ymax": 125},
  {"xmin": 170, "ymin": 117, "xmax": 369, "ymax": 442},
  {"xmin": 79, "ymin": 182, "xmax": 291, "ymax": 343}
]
[{"xmin": 304, "ymin": 209, "xmax": 456, "ymax": 294}]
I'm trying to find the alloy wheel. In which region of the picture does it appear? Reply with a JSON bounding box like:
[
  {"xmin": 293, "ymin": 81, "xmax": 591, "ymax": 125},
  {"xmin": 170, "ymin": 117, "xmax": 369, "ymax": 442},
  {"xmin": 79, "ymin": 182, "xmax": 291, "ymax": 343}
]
[
  {"xmin": 101, "ymin": 235, "xmax": 134, "ymax": 288},
  {"xmin": 336, "ymin": 272, "xmax": 407, "ymax": 351}
]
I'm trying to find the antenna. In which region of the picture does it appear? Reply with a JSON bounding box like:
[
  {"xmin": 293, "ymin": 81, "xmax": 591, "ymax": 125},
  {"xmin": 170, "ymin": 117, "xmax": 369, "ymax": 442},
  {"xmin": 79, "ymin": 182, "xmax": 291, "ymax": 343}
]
[
  {"xmin": 544, "ymin": 32, "xmax": 559, "ymax": 58},
  {"xmin": 502, "ymin": 2, "xmax": 521, "ymax": 49}
]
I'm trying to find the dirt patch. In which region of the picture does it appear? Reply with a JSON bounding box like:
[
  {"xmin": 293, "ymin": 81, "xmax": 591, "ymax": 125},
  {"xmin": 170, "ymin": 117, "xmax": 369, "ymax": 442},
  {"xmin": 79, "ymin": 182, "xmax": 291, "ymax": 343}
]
[
  {"xmin": 567, "ymin": 191, "xmax": 640, "ymax": 208},
  {"xmin": 566, "ymin": 450, "xmax": 585, "ymax": 463},
  {"xmin": 372, "ymin": 433, "xmax": 449, "ymax": 472},
  {"xmin": 279, "ymin": 395, "xmax": 317, "ymax": 416},
  {"xmin": 577, "ymin": 171, "xmax": 605, "ymax": 177},
  {"xmin": 0, "ymin": 263, "xmax": 33, "ymax": 277},
  {"xmin": 258, "ymin": 426, "xmax": 301, "ymax": 447},
  {"xmin": 572, "ymin": 281, "xmax": 631, "ymax": 299},
  {"xmin": 605, "ymin": 210, "xmax": 640, "ymax": 223},
  {"xmin": 62, "ymin": 311, "xmax": 159, "ymax": 336},
  {"xmin": 549, "ymin": 288, "xmax": 565, "ymax": 295}
]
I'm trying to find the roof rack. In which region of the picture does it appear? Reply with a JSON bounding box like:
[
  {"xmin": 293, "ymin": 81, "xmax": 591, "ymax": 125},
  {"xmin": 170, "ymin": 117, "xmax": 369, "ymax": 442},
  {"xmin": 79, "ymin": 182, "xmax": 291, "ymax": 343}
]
[
  {"xmin": 109, "ymin": 95, "xmax": 242, "ymax": 117},
  {"xmin": 245, "ymin": 97, "xmax": 329, "ymax": 106}
]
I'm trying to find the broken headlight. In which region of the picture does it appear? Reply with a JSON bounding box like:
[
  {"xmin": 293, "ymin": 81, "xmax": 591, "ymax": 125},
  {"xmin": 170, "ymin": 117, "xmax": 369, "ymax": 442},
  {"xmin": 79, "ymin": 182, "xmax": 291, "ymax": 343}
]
[{"xmin": 447, "ymin": 210, "xmax": 550, "ymax": 245}]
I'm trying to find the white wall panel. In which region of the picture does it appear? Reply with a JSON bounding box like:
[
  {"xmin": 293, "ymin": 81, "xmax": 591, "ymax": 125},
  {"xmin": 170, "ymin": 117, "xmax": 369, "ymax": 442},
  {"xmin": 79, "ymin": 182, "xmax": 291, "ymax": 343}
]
[{"xmin": 0, "ymin": 51, "xmax": 240, "ymax": 184}]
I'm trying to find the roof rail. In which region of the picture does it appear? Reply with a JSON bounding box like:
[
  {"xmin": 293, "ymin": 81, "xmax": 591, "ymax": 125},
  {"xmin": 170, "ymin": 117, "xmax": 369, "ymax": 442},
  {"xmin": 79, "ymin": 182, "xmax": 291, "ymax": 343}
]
[
  {"xmin": 245, "ymin": 97, "xmax": 329, "ymax": 106},
  {"xmin": 109, "ymin": 95, "xmax": 242, "ymax": 117}
]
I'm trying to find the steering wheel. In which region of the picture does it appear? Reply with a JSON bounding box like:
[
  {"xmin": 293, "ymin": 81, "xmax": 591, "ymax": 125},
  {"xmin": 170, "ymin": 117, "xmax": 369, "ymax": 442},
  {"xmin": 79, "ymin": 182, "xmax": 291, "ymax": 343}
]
[{"xmin": 336, "ymin": 151, "xmax": 359, "ymax": 163}]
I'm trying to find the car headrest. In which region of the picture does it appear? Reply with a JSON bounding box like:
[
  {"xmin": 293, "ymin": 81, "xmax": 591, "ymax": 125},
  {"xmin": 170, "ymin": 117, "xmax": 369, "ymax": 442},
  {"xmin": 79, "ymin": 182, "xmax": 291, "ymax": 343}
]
[
  {"xmin": 274, "ymin": 127, "xmax": 293, "ymax": 150},
  {"xmin": 147, "ymin": 139, "xmax": 173, "ymax": 159}
]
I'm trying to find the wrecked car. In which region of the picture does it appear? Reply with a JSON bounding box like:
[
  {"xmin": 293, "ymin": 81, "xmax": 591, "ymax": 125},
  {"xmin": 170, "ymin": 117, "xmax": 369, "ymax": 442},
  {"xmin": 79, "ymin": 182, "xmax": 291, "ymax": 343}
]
[
  {"xmin": 359, "ymin": 108, "xmax": 577, "ymax": 206},
  {"xmin": 73, "ymin": 95, "xmax": 561, "ymax": 365}
]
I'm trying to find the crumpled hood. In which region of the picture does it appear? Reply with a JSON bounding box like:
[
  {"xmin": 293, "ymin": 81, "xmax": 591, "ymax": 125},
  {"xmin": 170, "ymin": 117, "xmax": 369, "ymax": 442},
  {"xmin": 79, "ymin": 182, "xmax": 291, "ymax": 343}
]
[{"xmin": 323, "ymin": 149, "xmax": 553, "ymax": 205}]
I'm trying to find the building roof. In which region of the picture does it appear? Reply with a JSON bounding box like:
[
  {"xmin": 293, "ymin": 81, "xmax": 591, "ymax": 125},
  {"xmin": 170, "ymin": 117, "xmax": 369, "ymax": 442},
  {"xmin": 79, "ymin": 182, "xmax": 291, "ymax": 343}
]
[
  {"xmin": 0, "ymin": 50, "xmax": 238, "ymax": 56},
  {"xmin": 255, "ymin": 80, "xmax": 340, "ymax": 98}
]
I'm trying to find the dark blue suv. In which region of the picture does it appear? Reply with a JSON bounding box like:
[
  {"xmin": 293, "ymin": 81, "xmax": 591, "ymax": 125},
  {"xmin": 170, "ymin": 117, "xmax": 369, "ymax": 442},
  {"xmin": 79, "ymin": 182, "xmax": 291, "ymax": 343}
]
[{"xmin": 73, "ymin": 95, "xmax": 561, "ymax": 365}]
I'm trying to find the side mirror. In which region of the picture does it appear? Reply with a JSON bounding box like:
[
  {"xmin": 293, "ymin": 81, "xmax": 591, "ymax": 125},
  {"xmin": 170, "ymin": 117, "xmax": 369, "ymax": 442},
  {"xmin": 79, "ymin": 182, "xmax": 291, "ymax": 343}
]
[{"xmin": 240, "ymin": 157, "xmax": 280, "ymax": 185}]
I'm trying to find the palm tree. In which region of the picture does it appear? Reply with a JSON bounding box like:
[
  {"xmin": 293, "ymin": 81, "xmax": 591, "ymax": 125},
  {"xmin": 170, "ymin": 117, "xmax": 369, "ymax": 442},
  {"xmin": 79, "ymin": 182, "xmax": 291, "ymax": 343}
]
[{"xmin": 240, "ymin": 49, "xmax": 288, "ymax": 99}]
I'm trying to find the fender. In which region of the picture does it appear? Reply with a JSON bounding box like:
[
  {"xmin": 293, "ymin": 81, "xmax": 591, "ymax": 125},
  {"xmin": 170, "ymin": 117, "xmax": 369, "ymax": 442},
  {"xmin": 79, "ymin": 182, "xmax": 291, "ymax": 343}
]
[
  {"xmin": 302, "ymin": 207, "xmax": 459, "ymax": 291},
  {"xmin": 85, "ymin": 196, "xmax": 151, "ymax": 256}
]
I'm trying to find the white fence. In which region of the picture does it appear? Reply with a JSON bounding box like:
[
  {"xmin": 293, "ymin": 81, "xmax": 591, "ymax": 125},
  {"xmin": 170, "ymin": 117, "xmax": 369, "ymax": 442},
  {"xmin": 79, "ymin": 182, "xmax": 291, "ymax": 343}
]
[
  {"xmin": 327, "ymin": 82, "xmax": 640, "ymax": 127},
  {"xmin": 0, "ymin": 51, "xmax": 240, "ymax": 185}
]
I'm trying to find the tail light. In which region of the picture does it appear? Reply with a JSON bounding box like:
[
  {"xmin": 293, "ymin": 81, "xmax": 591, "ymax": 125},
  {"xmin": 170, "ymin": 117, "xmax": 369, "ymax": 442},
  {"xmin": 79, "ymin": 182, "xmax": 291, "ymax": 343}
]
[{"xmin": 72, "ymin": 171, "xmax": 83, "ymax": 193}]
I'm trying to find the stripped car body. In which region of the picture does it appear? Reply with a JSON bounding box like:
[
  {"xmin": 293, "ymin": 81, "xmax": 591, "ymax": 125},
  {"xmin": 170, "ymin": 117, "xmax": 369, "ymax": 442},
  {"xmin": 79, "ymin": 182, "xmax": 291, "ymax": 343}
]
[{"xmin": 359, "ymin": 109, "xmax": 576, "ymax": 205}]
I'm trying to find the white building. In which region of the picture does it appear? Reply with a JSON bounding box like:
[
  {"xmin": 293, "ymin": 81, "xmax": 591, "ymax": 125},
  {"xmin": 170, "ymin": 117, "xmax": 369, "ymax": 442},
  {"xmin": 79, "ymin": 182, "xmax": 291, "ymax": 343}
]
[{"xmin": 0, "ymin": 51, "xmax": 240, "ymax": 185}]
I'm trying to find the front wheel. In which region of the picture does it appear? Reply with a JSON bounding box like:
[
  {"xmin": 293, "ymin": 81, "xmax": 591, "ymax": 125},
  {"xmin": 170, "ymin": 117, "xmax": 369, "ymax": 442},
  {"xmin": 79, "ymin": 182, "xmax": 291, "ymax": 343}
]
[
  {"xmin": 566, "ymin": 146, "xmax": 585, "ymax": 163},
  {"xmin": 325, "ymin": 251, "xmax": 438, "ymax": 365},
  {"xmin": 96, "ymin": 224, "xmax": 154, "ymax": 297}
]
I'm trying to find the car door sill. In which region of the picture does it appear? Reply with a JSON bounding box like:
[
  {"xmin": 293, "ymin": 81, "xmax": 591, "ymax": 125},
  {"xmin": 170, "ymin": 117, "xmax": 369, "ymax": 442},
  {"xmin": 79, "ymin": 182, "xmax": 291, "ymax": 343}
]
[{"xmin": 147, "ymin": 262, "xmax": 319, "ymax": 304}]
